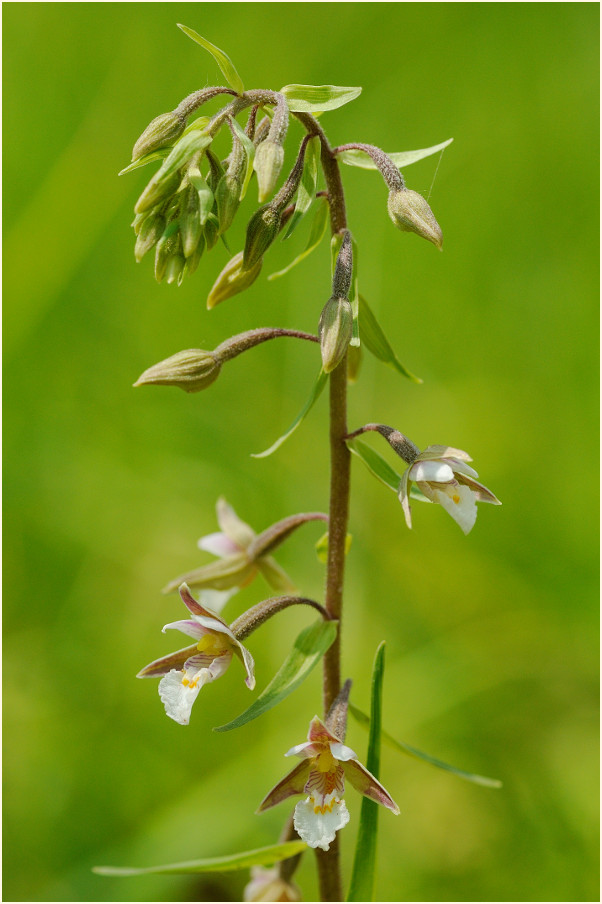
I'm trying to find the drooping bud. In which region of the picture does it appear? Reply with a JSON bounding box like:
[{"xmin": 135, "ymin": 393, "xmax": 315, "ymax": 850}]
[
  {"xmin": 319, "ymin": 296, "xmax": 353, "ymax": 373},
  {"xmin": 203, "ymin": 212, "xmax": 220, "ymax": 252},
  {"xmin": 242, "ymin": 204, "xmax": 281, "ymax": 270},
  {"xmin": 387, "ymin": 188, "xmax": 443, "ymax": 249},
  {"xmin": 207, "ymin": 251, "xmax": 262, "ymax": 308},
  {"xmin": 254, "ymin": 140, "xmax": 285, "ymax": 202},
  {"xmin": 132, "ymin": 111, "xmax": 186, "ymax": 161},
  {"xmin": 134, "ymin": 212, "xmax": 166, "ymax": 262},
  {"xmin": 134, "ymin": 348, "xmax": 221, "ymax": 393},
  {"xmin": 164, "ymin": 253, "xmax": 186, "ymax": 285},
  {"xmin": 179, "ymin": 186, "xmax": 203, "ymax": 258},
  {"xmin": 135, "ymin": 171, "xmax": 181, "ymax": 215},
  {"xmin": 215, "ymin": 173, "xmax": 243, "ymax": 235},
  {"xmin": 154, "ymin": 232, "xmax": 181, "ymax": 283}
]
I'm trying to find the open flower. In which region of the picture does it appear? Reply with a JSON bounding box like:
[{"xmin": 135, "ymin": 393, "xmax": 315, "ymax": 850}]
[
  {"xmin": 137, "ymin": 583, "xmax": 255, "ymax": 725},
  {"xmin": 243, "ymin": 867, "xmax": 301, "ymax": 902},
  {"xmin": 162, "ymin": 497, "xmax": 296, "ymax": 599},
  {"xmin": 258, "ymin": 716, "xmax": 399, "ymax": 851},
  {"xmin": 399, "ymin": 444, "xmax": 501, "ymax": 534}
]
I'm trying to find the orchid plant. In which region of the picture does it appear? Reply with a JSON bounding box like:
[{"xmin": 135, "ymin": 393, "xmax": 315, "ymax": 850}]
[{"xmin": 96, "ymin": 25, "xmax": 502, "ymax": 902}]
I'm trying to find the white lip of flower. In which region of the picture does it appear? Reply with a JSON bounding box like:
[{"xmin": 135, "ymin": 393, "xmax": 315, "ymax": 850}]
[
  {"xmin": 258, "ymin": 716, "xmax": 399, "ymax": 852},
  {"xmin": 398, "ymin": 444, "xmax": 501, "ymax": 535},
  {"xmin": 137, "ymin": 582, "xmax": 255, "ymax": 725}
]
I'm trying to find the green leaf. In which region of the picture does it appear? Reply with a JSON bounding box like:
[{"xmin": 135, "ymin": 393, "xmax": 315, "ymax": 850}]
[
  {"xmin": 214, "ymin": 619, "xmax": 338, "ymax": 732},
  {"xmin": 359, "ymin": 295, "xmax": 422, "ymax": 383},
  {"xmin": 251, "ymin": 369, "xmax": 327, "ymax": 459},
  {"xmin": 347, "ymin": 438, "xmax": 401, "ymax": 492},
  {"xmin": 349, "ymin": 704, "xmax": 503, "ymax": 789},
  {"xmin": 182, "ymin": 115, "xmax": 211, "ymax": 136},
  {"xmin": 280, "ymin": 84, "xmax": 362, "ymax": 113},
  {"xmin": 177, "ymin": 24, "xmax": 244, "ymax": 95},
  {"xmin": 158, "ymin": 131, "xmax": 212, "ymax": 180},
  {"xmin": 315, "ymin": 531, "xmax": 352, "ymax": 564},
  {"xmin": 227, "ymin": 116, "xmax": 256, "ymax": 200},
  {"xmin": 337, "ymin": 138, "xmax": 454, "ymax": 170},
  {"xmin": 268, "ymin": 195, "xmax": 329, "ymax": 281},
  {"xmin": 93, "ymin": 841, "xmax": 307, "ymax": 877},
  {"xmin": 347, "ymin": 439, "xmax": 430, "ymax": 503},
  {"xmin": 347, "ymin": 643, "xmax": 386, "ymax": 902},
  {"xmin": 118, "ymin": 149, "xmax": 170, "ymax": 176},
  {"xmin": 283, "ymin": 136, "xmax": 320, "ymax": 239},
  {"xmin": 188, "ymin": 172, "xmax": 214, "ymax": 225}
]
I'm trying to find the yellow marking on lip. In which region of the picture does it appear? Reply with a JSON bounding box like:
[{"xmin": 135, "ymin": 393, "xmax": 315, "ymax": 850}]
[{"xmin": 452, "ymin": 493, "xmax": 460, "ymax": 504}]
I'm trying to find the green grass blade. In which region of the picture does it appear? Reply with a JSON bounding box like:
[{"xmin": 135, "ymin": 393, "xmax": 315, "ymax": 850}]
[
  {"xmin": 177, "ymin": 24, "xmax": 244, "ymax": 94},
  {"xmin": 251, "ymin": 369, "xmax": 327, "ymax": 458},
  {"xmin": 214, "ymin": 619, "xmax": 338, "ymax": 732},
  {"xmin": 349, "ymin": 704, "xmax": 502, "ymax": 789},
  {"xmin": 347, "ymin": 642, "xmax": 386, "ymax": 902},
  {"xmin": 93, "ymin": 841, "xmax": 307, "ymax": 876}
]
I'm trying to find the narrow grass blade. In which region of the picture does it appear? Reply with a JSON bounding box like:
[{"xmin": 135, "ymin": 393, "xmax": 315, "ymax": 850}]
[
  {"xmin": 347, "ymin": 642, "xmax": 386, "ymax": 902},
  {"xmin": 251, "ymin": 369, "xmax": 327, "ymax": 458},
  {"xmin": 349, "ymin": 704, "xmax": 502, "ymax": 789},
  {"xmin": 177, "ymin": 24, "xmax": 244, "ymax": 95},
  {"xmin": 337, "ymin": 138, "xmax": 454, "ymax": 170},
  {"xmin": 93, "ymin": 841, "xmax": 307, "ymax": 876},
  {"xmin": 280, "ymin": 84, "xmax": 362, "ymax": 113},
  {"xmin": 214, "ymin": 619, "xmax": 338, "ymax": 731},
  {"xmin": 359, "ymin": 295, "xmax": 421, "ymax": 382},
  {"xmin": 268, "ymin": 195, "xmax": 329, "ymax": 280}
]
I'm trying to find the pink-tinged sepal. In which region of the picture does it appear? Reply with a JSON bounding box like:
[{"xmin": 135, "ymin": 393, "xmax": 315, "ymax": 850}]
[
  {"xmin": 307, "ymin": 715, "xmax": 342, "ymax": 747},
  {"xmin": 232, "ymin": 641, "xmax": 256, "ymax": 689},
  {"xmin": 342, "ymin": 758, "xmax": 400, "ymax": 814},
  {"xmin": 257, "ymin": 760, "xmax": 312, "ymax": 812},
  {"xmin": 137, "ymin": 643, "xmax": 198, "ymax": 678},
  {"xmin": 161, "ymin": 618, "xmax": 206, "ymax": 640}
]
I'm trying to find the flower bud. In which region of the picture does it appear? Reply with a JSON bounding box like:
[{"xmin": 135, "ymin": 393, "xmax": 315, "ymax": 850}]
[
  {"xmin": 242, "ymin": 205, "xmax": 281, "ymax": 270},
  {"xmin": 179, "ymin": 186, "xmax": 203, "ymax": 258},
  {"xmin": 164, "ymin": 253, "xmax": 186, "ymax": 285},
  {"xmin": 253, "ymin": 140, "xmax": 285, "ymax": 202},
  {"xmin": 203, "ymin": 212, "xmax": 220, "ymax": 252},
  {"xmin": 207, "ymin": 251, "xmax": 262, "ymax": 309},
  {"xmin": 134, "ymin": 212, "xmax": 166, "ymax": 262},
  {"xmin": 154, "ymin": 232, "xmax": 181, "ymax": 283},
  {"xmin": 387, "ymin": 188, "xmax": 443, "ymax": 249},
  {"xmin": 132, "ymin": 111, "xmax": 186, "ymax": 161},
  {"xmin": 134, "ymin": 349, "xmax": 221, "ymax": 393},
  {"xmin": 135, "ymin": 171, "xmax": 180, "ymax": 215},
  {"xmin": 185, "ymin": 232, "xmax": 205, "ymax": 275},
  {"xmin": 215, "ymin": 173, "xmax": 242, "ymax": 235},
  {"xmin": 319, "ymin": 296, "xmax": 353, "ymax": 373}
]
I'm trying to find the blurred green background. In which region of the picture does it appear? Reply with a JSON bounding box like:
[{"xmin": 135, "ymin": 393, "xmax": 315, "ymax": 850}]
[{"xmin": 3, "ymin": 3, "xmax": 599, "ymax": 902}]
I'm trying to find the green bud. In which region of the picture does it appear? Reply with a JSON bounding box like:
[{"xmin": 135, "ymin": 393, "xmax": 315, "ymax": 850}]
[
  {"xmin": 185, "ymin": 232, "xmax": 206, "ymax": 275},
  {"xmin": 242, "ymin": 204, "xmax": 281, "ymax": 270},
  {"xmin": 207, "ymin": 251, "xmax": 262, "ymax": 309},
  {"xmin": 154, "ymin": 233, "xmax": 181, "ymax": 283},
  {"xmin": 319, "ymin": 296, "xmax": 353, "ymax": 373},
  {"xmin": 215, "ymin": 173, "xmax": 242, "ymax": 235},
  {"xmin": 132, "ymin": 111, "xmax": 186, "ymax": 161},
  {"xmin": 165, "ymin": 253, "xmax": 186, "ymax": 285},
  {"xmin": 387, "ymin": 188, "xmax": 443, "ymax": 249},
  {"xmin": 135, "ymin": 171, "xmax": 180, "ymax": 215},
  {"xmin": 134, "ymin": 348, "xmax": 221, "ymax": 393},
  {"xmin": 203, "ymin": 212, "xmax": 220, "ymax": 252},
  {"xmin": 134, "ymin": 212, "xmax": 166, "ymax": 262},
  {"xmin": 179, "ymin": 186, "xmax": 203, "ymax": 258},
  {"xmin": 254, "ymin": 140, "xmax": 285, "ymax": 202}
]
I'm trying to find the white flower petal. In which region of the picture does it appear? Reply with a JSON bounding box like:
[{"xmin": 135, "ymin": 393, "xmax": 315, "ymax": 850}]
[
  {"xmin": 293, "ymin": 795, "xmax": 350, "ymax": 851},
  {"xmin": 409, "ymin": 460, "xmax": 454, "ymax": 483},
  {"xmin": 158, "ymin": 668, "xmax": 208, "ymax": 725},
  {"xmin": 329, "ymin": 741, "xmax": 358, "ymax": 762},
  {"xmin": 197, "ymin": 531, "xmax": 240, "ymax": 557},
  {"xmin": 434, "ymin": 484, "xmax": 478, "ymax": 534}
]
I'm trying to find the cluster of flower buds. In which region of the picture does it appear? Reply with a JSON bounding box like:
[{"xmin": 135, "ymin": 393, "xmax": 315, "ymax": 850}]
[{"xmin": 126, "ymin": 84, "xmax": 306, "ymax": 292}]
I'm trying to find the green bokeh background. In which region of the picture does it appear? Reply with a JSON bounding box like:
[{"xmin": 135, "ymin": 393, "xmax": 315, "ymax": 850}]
[{"xmin": 3, "ymin": 3, "xmax": 598, "ymax": 902}]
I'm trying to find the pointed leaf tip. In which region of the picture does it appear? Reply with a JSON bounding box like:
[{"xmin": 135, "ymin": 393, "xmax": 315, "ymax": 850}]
[{"xmin": 177, "ymin": 24, "xmax": 244, "ymax": 95}]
